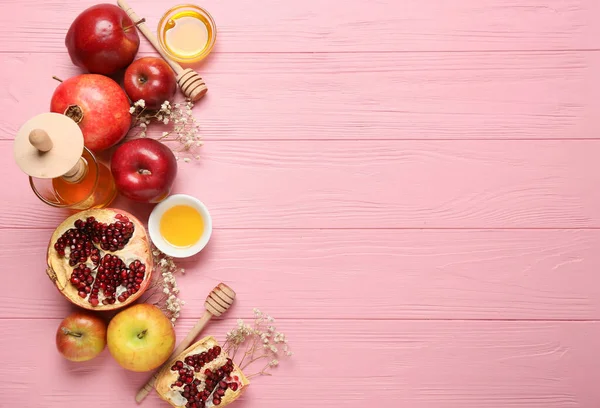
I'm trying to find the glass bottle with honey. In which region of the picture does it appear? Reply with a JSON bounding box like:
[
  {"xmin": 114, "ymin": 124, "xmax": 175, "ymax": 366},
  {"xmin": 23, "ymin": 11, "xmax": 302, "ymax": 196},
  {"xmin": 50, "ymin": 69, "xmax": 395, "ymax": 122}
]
[{"xmin": 13, "ymin": 112, "xmax": 117, "ymax": 210}]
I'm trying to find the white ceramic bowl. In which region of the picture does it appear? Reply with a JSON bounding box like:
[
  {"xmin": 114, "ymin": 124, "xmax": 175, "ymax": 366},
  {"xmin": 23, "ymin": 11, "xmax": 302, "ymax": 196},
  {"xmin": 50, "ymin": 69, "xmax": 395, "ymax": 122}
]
[{"xmin": 148, "ymin": 194, "xmax": 213, "ymax": 258}]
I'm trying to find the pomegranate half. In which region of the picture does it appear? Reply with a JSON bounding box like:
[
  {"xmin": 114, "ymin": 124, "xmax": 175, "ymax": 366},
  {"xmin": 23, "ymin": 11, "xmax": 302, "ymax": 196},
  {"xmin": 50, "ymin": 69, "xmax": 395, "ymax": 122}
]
[
  {"xmin": 155, "ymin": 336, "xmax": 249, "ymax": 408},
  {"xmin": 46, "ymin": 208, "xmax": 153, "ymax": 311}
]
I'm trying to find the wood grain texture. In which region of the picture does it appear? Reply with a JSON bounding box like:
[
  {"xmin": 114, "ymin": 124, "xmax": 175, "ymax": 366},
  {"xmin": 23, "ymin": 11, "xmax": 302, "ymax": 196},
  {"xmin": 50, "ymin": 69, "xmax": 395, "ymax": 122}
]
[
  {"xmin": 1, "ymin": 51, "xmax": 600, "ymax": 141},
  {"xmin": 1, "ymin": 318, "xmax": 599, "ymax": 407},
  {"xmin": 2, "ymin": 228, "xmax": 600, "ymax": 320},
  {"xmin": 1, "ymin": 139, "xmax": 599, "ymax": 229},
  {"xmin": 3, "ymin": 0, "xmax": 600, "ymax": 406},
  {"xmin": 1, "ymin": 0, "xmax": 599, "ymax": 53}
]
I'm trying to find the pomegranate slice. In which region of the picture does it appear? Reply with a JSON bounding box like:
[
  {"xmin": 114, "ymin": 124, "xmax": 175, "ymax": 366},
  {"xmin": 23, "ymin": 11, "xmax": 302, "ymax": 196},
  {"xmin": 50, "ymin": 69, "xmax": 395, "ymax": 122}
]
[
  {"xmin": 46, "ymin": 208, "xmax": 153, "ymax": 311},
  {"xmin": 155, "ymin": 336, "xmax": 249, "ymax": 408}
]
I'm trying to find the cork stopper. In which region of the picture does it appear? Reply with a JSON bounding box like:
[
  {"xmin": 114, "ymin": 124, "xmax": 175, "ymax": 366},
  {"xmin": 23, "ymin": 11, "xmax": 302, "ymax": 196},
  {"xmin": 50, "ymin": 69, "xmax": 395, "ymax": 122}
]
[{"xmin": 13, "ymin": 112, "xmax": 84, "ymax": 179}]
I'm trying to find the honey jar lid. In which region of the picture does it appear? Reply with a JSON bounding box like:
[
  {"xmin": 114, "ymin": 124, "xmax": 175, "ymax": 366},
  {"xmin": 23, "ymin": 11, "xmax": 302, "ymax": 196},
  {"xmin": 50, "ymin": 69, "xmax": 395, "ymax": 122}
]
[{"xmin": 13, "ymin": 112, "xmax": 84, "ymax": 179}]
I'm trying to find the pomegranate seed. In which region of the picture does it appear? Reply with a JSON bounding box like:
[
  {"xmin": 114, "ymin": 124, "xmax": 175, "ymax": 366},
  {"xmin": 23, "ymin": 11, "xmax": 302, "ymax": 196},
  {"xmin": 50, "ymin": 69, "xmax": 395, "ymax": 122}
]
[
  {"xmin": 213, "ymin": 397, "xmax": 221, "ymax": 405},
  {"xmin": 219, "ymin": 381, "xmax": 227, "ymax": 389},
  {"xmin": 185, "ymin": 377, "xmax": 193, "ymax": 384},
  {"xmin": 216, "ymin": 389, "xmax": 225, "ymax": 397},
  {"xmin": 175, "ymin": 381, "xmax": 183, "ymax": 387},
  {"xmin": 233, "ymin": 376, "xmax": 239, "ymax": 381},
  {"xmin": 117, "ymin": 295, "xmax": 125, "ymax": 303},
  {"xmin": 89, "ymin": 298, "xmax": 99, "ymax": 306},
  {"xmin": 229, "ymin": 383, "xmax": 238, "ymax": 391}
]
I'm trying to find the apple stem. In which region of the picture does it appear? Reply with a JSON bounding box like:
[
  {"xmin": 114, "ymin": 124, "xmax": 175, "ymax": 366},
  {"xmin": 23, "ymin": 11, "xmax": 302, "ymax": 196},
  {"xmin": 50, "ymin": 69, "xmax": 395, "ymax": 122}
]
[
  {"xmin": 61, "ymin": 327, "xmax": 82, "ymax": 338},
  {"xmin": 137, "ymin": 329, "xmax": 148, "ymax": 339},
  {"xmin": 52, "ymin": 76, "xmax": 63, "ymax": 83},
  {"xmin": 138, "ymin": 169, "xmax": 152, "ymax": 176},
  {"xmin": 124, "ymin": 18, "xmax": 146, "ymax": 32}
]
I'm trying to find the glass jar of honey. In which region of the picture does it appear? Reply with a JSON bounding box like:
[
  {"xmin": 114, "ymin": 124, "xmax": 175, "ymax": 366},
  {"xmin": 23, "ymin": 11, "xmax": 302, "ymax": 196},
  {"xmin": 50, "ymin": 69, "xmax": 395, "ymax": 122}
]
[
  {"xmin": 157, "ymin": 4, "xmax": 217, "ymax": 64},
  {"xmin": 13, "ymin": 112, "xmax": 117, "ymax": 211}
]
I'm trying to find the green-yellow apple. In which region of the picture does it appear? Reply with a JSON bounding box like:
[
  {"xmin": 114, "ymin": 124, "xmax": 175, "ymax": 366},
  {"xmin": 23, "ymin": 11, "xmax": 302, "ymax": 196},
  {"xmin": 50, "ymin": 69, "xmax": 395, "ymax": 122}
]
[
  {"xmin": 55, "ymin": 311, "xmax": 107, "ymax": 362},
  {"xmin": 107, "ymin": 303, "xmax": 176, "ymax": 371}
]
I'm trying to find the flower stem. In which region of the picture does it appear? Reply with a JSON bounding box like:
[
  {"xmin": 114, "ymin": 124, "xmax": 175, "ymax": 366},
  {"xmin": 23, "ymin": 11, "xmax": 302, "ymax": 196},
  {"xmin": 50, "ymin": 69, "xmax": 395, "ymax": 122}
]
[{"xmin": 241, "ymin": 354, "xmax": 268, "ymax": 370}]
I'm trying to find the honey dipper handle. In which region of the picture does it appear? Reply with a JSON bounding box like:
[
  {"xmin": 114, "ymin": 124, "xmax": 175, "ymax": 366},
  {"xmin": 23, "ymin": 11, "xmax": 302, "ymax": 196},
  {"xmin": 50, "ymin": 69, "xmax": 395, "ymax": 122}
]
[
  {"xmin": 135, "ymin": 310, "xmax": 213, "ymax": 404},
  {"xmin": 116, "ymin": 0, "xmax": 183, "ymax": 75}
]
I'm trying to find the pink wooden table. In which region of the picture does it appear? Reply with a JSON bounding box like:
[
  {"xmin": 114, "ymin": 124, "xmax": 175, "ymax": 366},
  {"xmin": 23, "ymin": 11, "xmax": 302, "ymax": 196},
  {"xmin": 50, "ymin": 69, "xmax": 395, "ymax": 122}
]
[{"xmin": 2, "ymin": 0, "xmax": 600, "ymax": 406}]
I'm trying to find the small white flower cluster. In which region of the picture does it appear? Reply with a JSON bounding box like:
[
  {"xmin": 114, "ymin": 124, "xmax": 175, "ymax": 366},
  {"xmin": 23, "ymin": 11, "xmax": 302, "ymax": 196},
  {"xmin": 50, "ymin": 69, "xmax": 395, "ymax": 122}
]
[
  {"xmin": 152, "ymin": 247, "xmax": 186, "ymax": 323},
  {"xmin": 223, "ymin": 308, "xmax": 292, "ymax": 378},
  {"xmin": 129, "ymin": 99, "xmax": 203, "ymax": 161}
]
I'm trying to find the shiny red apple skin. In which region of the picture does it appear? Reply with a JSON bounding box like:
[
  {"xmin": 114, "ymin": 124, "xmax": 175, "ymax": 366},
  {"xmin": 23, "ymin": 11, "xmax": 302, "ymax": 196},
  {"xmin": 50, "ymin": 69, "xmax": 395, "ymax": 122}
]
[
  {"xmin": 50, "ymin": 74, "xmax": 132, "ymax": 152},
  {"xmin": 56, "ymin": 312, "xmax": 107, "ymax": 362},
  {"xmin": 111, "ymin": 138, "xmax": 178, "ymax": 203},
  {"xmin": 65, "ymin": 4, "xmax": 140, "ymax": 75},
  {"xmin": 124, "ymin": 57, "xmax": 177, "ymax": 110}
]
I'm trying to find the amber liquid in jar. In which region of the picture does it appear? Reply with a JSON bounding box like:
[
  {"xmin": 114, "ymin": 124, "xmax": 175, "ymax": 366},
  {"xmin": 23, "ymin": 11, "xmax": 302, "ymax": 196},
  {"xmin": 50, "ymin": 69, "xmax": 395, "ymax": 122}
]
[
  {"xmin": 52, "ymin": 149, "xmax": 117, "ymax": 209},
  {"xmin": 159, "ymin": 9, "xmax": 215, "ymax": 60}
]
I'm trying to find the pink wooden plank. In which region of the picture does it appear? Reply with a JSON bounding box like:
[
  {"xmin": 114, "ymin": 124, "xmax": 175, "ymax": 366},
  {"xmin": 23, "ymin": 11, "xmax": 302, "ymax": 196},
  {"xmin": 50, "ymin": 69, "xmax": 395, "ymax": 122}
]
[
  {"xmin": 2, "ymin": 228, "xmax": 600, "ymax": 320},
  {"xmin": 1, "ymin": 318, "xmax": 599, "ymax": 407},
  {"xmin": 1, "ymin": 140, "xmax": 599, "ymax": 229},
  {"xmin": 1, "ymin": 0, "xmax": 599, "ymax": 53},
  {"xmin": 1, "ymin": 51, "xmax": 599, "ymax": 141}
]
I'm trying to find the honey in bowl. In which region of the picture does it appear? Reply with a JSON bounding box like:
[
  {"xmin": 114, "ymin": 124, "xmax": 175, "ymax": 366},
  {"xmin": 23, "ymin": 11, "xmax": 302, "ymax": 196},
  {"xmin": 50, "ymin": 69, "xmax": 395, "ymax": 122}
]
[
  {"xmin": 148, "ymin": 194, "xmax": 213, "ymax": 258},
  {"xmin": 159, "ymin": 204, "xmax": 204, "ymax": 248},
  {"xmin": 158, "ymin": 5, "xmax": 216, "ymax": 63}
]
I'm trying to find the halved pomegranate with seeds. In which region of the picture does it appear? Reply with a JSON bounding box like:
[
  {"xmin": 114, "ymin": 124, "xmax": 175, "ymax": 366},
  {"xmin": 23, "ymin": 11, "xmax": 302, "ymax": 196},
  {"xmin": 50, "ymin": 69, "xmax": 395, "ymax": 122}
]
[
  {"xmin": 46, "ymin": 208, "xmax": 153, "ymax": 311},
  {"xmin": 155, "ymin": 336, "xmax": 249, "ymax": 408}
]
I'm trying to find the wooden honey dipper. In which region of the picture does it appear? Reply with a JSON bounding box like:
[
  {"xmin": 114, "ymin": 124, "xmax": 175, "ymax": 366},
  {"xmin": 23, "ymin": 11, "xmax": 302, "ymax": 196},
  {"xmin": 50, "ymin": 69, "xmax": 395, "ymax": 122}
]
[
  {"xmin": 117, "ymin": 0, "xmax": 208, "ymax": 102},
  {"xmin": 135, "ymin": 283, "xmax": 236, "ymax": 403}
]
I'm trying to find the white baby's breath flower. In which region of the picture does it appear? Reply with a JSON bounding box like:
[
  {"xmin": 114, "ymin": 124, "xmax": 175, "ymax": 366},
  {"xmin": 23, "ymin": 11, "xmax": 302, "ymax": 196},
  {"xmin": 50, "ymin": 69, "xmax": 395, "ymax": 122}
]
[{"xmin": 129, "ymin": 106, "xmax": 136, "ymax": 114}]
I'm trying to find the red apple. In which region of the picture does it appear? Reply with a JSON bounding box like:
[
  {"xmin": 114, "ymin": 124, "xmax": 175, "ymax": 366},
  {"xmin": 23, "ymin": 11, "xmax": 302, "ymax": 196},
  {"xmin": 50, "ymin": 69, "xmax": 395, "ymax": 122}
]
[
  {"xmin": 56, "ymin": 311, "xmax": 107, "ymax": 362},
  {"xmin": 111, "ymin": 138, "xmax": 178, "ymax": 203},
  {"xmin": 50, "ymin": 74, "xmax": 132, "ymax": 151},
  {"xmin": 124, "ymin": 57, "xmax": 177, "ymax": 110},
  {"xmin": 107, "ymin": 304, "xmax": 176, "ymax": 372},
  {"xmin": 65, "ymin": 4, "xmax": 140, "ymax": 75}
]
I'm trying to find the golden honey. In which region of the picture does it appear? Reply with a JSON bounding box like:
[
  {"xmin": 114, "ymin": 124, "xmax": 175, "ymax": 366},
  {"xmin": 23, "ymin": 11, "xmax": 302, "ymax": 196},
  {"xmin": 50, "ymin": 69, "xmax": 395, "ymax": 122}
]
[
  {"xmin": 158, "ymin": 5, "xmax": 216, "ymax": 63},
  {"xmin": 159, "ymin": 205, "xmax": 205, "ymax": 248},
  {"xmin": 50, "ymin": 148, "xmax": 117, "ymax": 209}
]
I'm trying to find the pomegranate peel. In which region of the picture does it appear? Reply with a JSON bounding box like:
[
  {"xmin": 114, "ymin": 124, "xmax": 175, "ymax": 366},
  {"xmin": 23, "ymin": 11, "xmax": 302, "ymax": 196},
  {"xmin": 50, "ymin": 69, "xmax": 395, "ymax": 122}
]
[
  {"xmin": 46, "ymin": 208, "xmax": 153, "ymax": 311},
  {"xmin": 155, "ymin": 336, "xmax": 249, "ymax": 408}
]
